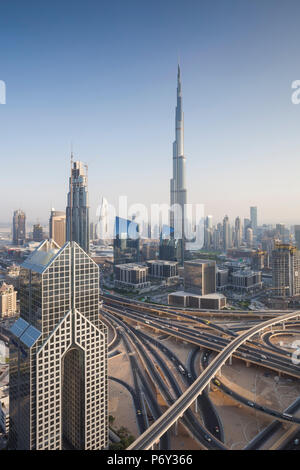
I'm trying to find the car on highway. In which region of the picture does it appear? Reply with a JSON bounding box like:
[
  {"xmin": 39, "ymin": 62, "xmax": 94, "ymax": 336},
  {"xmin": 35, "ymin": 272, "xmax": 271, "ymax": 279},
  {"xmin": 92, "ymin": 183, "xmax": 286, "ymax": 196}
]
[
  {"xmin": 136, "ymin": 410, "xmax": 142, "ymax": 415},
  {"xmin": 247, "ymin": 401, "xmax": 254, "ymax": 407},
  {"xmin": 214, "ymin": 426, "xmax": 220, "ymax": 433},
  {"xmin": 204, "ymin": 434, "xmax": 212, "ymax": 442},
  {"xmin": 213, "ymin": 379, "xmax": 221, "ymax": 386}
]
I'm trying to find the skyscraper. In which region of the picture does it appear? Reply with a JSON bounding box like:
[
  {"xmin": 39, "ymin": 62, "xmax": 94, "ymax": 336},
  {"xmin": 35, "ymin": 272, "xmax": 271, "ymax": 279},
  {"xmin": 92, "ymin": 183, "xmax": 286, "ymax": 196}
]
[
  {"xmin": 250, "ymin": 206, "xmax": 257, "ymax": 236},
  {"xmin": 9, "ymin": 239, "xmax": 108, "ymax": 450},
  {"xmin": 49, "ymin": 209, "xmax": 66, "ymax": 248},
  {"xmin": 223, "ymin": 215, "xmax": 231, "ymax": 252},
  {"xmin": 12, "ymin": 210, "xmax": 26, "ymax": 245},
  {"xmin": 234, "ymin": 216, "xmax": 242, "ymax": 248},
  {"xmin": 170, "ymin": 65, "xmax": 187, "ymax": 265},
  {"xmin": 113, "ymin": 216, "xmax": 140, "ymax": 267},
  {"xmin": 33, "ymin": 223, "xmax": 44, "ymax": 242},
  {"xmin": 66, "ymin": 160, "xmax": 90, "ymax": 253},
  {"xmin": 272, "ymin": 243, "xmax": 300, "ymax": 297},
  {"xmin": 294, "ymin": 225, "xmax": 300, "ymax": 250}
]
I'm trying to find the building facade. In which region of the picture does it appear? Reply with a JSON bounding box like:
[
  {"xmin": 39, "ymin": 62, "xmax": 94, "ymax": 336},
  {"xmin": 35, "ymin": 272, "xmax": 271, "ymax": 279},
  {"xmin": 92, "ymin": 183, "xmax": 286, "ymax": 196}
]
[
  {"xmin": 9, "ymin": 240, "xmax": 108, "ymax": 450},
  {"xmin": 184, "ymin": 259, "xmax": 216, "ymax": 295},
  {"xmin": 113, "ymin": 217, "xmax": 140, "ymax": 267},
  {"xmin": 146, "ymin": 260, "xmax": 178, "ymax": 279},
  {"xmin": 12, "ymin": 210, "xmax": 26, "ymax": 246},
  {"xmin": 33, "ymin": 224, "xmax": 44, "ymax": 242},
  {"xmin": 0, "ymin": 283, "xmax": 17, "ymax": 317},
  {"xmin": 272, "ymin": 243, "xmax": 300, "ymax": 297},
  {"xmin": 170, "ymin": 65, "xmax": 187, "ymax": 265},
  {"xmin": 49, "ymin": 209, "xmax": 66, "ymax": 248},
  {"xmin": 114, "ymin": 263, "xmax": 150, "ymax": 289},
  {"xmin": 66, "ymin": 161, "xmax": 90, "ymax": 253}
]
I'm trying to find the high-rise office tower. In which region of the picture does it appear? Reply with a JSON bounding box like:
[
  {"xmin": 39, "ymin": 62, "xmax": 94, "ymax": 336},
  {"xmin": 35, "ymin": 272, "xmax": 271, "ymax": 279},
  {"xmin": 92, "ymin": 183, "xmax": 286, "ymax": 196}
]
[
  {"xmin": 12, "ymin": 210, "xmax": 26, "ymax": 245},
  {"xmin": 170, "ymin": 65, "xmax": 187, "ymax": 265},
  {"xmin": 294, "ymin": 225, "xmax": 300, "ymax": 250},
  {"xmin": 223, "ymin": 215, "xmax": 231, "ymax": 252},
  {"xmin": 250, "ymin": 206, "xmax": 257, "ymax": 235},
  {"xmin": 97, "ymin": 197, "xmax": 109, "ymax": 243},
  {"xmin": 49, "ymin": 209, "xmax": 66, "ymax": 248},
  {"xmin": 113, "ymin": 216, "xmax": 140, "ymax": 267},
  {"xmin": 66, "ymin": 160, "xmax": 90, "ymax": 253},
  {"xmin": 9, "ymin": 239, "xmax": 108, "ymax": 450},
  {"xmin": 276, "ymin": 223, "xmax": 286, "ymax": 243},
  {"xmin": 272, "ymin": 243, "xmax": 300, "ymax": 297},
  {"xmin": 33, "ymin": 223, "xmax": 44, "ymax": 242},
  {"xmin": 184, "ymin": 259, "xmax": 216, "ymax": 295},
  {"xmin": 234, "ymin": 216, "xmax": 242, "ymax": 248},
  {"xmin": 246, "ymin": 227, "xmax": 253, "ymax": 248}
]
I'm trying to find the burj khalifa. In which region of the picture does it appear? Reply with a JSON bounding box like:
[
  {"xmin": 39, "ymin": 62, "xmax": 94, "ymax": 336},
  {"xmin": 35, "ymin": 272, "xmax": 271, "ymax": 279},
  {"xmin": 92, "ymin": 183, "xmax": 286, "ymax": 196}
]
[{"xmin": 170, "ymin": 65, "xmax": 187, "ymax": 264}]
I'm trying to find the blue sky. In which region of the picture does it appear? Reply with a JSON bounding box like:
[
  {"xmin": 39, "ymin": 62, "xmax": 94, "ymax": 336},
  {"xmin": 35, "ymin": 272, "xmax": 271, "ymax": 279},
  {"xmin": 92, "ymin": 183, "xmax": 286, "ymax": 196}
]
[{"xmin": 1, "ymin": 0, "xmax": 300, "ymax": 227}]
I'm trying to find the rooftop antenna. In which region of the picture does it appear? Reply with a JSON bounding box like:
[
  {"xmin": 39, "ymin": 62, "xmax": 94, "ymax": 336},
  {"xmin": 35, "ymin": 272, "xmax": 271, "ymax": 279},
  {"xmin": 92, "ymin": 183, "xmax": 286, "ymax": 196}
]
[{"xmin": 70, "ymin": 148, "xmax": 74, "ymax": 244}]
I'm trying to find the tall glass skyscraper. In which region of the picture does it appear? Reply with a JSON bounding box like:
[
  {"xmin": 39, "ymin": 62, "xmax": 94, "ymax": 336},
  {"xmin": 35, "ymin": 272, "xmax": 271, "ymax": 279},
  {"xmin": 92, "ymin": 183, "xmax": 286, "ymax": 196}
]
[
  {"xmin": 170, "ymin": 65, "xmax": 187, "ymax": 266},
  {"xmin": 12, "ymin": 209, "xmax": 26, "ymax": 245},
  {"xmin": 66, "ymin": 160, "xmax": 90, "ymax": 253},
  {"xmin": 113, "ymin": 216, "xmax": 140, "ymax": 267},
  {"xmin": 9, "ymin": 239, "xmax": 108, "ymax": 450}
]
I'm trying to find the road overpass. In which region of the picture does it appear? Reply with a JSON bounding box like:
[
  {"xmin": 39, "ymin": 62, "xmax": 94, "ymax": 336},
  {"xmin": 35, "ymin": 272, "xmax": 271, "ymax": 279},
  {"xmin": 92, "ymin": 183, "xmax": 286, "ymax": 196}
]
[{"xmin": 127, "ymin": 310, "xmax": 300, "ymax": 450}]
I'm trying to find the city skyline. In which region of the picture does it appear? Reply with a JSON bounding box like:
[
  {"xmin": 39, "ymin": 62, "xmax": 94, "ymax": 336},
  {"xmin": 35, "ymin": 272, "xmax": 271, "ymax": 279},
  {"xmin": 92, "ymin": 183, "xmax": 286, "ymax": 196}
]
[{"xmin": 2, "ymin": 1, "xmax": 300, "ymax": 224}]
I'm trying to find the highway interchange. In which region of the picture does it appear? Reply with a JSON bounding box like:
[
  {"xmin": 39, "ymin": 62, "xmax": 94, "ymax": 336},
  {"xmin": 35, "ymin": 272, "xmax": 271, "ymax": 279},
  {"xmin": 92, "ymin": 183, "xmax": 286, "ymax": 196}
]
[{"xmin": 103, "ymin": 294, "xmax": 300, "ymax": 450}]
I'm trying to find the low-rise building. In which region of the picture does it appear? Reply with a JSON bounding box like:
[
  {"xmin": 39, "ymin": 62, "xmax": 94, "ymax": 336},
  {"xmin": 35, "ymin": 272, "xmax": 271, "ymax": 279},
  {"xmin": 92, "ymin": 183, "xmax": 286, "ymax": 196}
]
[
  {"xmin": 168, "ymin": 291, "xmax": 226, "ymax": 310},
  {"xmin": 114, "ymin": 263, "xmax": 150, "ymax": 289},
  {"xmin": 0, "ymin": 283, "xmax": 17, "ymax": 318},
  {"xmin": 229, "ymin": 270, "xmax": 262, "ymax": 292},
  {"xmin": 146, "ymin": 260, "xmax": 178, "ymax": 279}
]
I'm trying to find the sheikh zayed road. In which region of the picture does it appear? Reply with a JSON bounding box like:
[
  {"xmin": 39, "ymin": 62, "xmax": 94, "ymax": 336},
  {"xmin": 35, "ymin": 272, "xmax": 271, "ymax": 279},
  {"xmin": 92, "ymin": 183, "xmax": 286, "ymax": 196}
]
[{"xmin": 1, "ymin": 64, "xmax": 300, "ymax": 451}]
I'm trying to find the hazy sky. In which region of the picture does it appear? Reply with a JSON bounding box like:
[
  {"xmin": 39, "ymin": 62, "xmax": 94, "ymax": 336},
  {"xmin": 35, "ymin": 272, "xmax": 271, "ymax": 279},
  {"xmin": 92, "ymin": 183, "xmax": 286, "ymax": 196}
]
[{"xmin": 1, "ymin": 0, "xmax": 300, "ymax": 227}]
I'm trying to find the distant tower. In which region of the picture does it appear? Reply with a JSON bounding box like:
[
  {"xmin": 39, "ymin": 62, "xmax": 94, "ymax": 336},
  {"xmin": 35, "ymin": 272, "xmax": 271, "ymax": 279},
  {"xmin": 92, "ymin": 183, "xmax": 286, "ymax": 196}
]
[
  {"xmin": 294, "ymin": 225, "xmax": 300, "ymax": 250},
  {"xmin": 49, "ymin": 209, "xmax": 66, "ymax": 248},
  {"xmin": 12, "ymin": 210, "xmax": 26, "ymax": 245},
  {"xmin": 32, "ymin": 223, "xmax": 44, "ymax": 242},
  {"xmin": 170, "ymin": 65, "xmax": 187, "ymax": 265},
  {"xmin": 97, "ymin": 197, "xmax": 109, "ymax": 243},
  {"xmin": 66, "ymin": 159, "xmax": 90, "ymax": 253},
  {"xmin": 223, "ymin": 215, "xmax": 231, "ymax": 252},
  {"xmin": 234, "ymin": 216, "xmax": 242, "ymax": 248},
  {"xmin": 250, "ymin": 206, "xmax": 257, "ymax": 236},
  {"xmin": 246, "ymin": 227, "xmax": 253, "ymax": 248}
]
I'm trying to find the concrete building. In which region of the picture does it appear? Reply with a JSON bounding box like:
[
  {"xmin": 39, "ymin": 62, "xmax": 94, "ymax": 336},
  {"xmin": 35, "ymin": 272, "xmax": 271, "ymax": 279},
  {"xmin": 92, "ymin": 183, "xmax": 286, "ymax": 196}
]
[
  {"xmin": 146, "ymin": 260, "xmax": 178, "ymax": 279},
  {"xmin": 216, "ymin": 268, "xmax": 229, "ymax": 291},
  {"xmin": 9, "ymin": 239, "xmax": 108, "ymax": 450},
  {"xmin": 0, "ymin": 396, "xmax": 9, "ymax": 434},
  {"xmin": 66, "ymin": 160, "xmax": 90, "ymax": 253},
  {"xmin": 12, "ymin": 210, "xmax": 26, "ymax": 246},
  {"xmin": 32, "ymin": 224, "xmax": 44, "ymax": 242},
  {"xmin": 294, "ymin": 225, "xmax": 300, "ymax": 250},
  {"xmin": 246, "ymin": 227, "xmax": 253, "ymax": 248},
  {"xmin": 114, "ymin": 263, "xmax": 150, "ymax": 289},
  {"xmin": 229, "ymin": 270, "xmax": 262, "ymax": 292},
  {"xmin": 250, "ymin": 206, "xmax": 257, "ymax": 236},
  {"xmin": 0, "ymin": 283, "xmax": 17, "ymax": 318},
  {"xmin": 184, "ymin": 259, "xmax": 216, "ymax": 295},
  {"xmin": 272, "ymin": 243, "xmax": 300, "ymax": 297},
  {"xmin": 168, "ymin": 291, "xmax": 226, "ymax": 310},
  {"xmin": 222, "ymin": 215, "xmax": 231, "ymax": 252},
  {"xmin": 49, "ymin": 209, "xmax": 66, "ymax": 248},
  {"xmin": 234, "ymin": 216, "xmax": 242, "ymax": 248}
]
